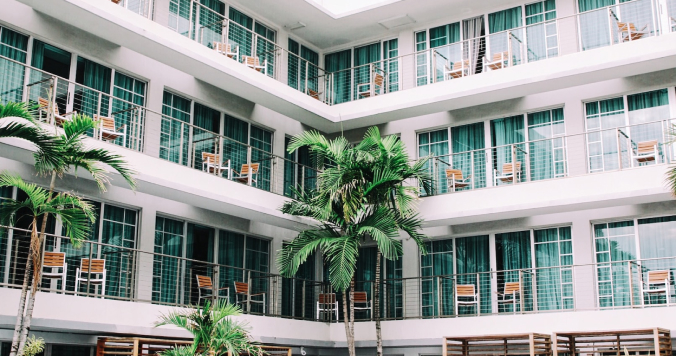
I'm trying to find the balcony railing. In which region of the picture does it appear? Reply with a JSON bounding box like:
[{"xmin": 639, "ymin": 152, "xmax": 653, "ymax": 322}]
[{"xmin": 2, "ymin": 226, "xmax": 675, "ymax": 323}]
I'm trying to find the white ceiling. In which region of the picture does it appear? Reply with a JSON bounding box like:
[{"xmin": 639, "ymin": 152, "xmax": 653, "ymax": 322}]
[{"xmin": 227, "ymin": 0, "xmax": 527, "ymax": 51}]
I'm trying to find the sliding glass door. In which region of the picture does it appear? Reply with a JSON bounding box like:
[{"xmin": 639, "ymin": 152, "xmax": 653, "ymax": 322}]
[
  {"xmin": 153, "ymin": 217, "xmax": 184, "ymax": 304},
  {"xmin": 594, "ymin": 221, "xmax": 636, "ymax": 307},
  {"xmin": 30, "ymin": 40, "xmax": 72, "ymax": 115},
  {"xmin": 0, "ymin": 26, "xmax": 28, "ymax": 103},
  {"xmin": 525, "ymin": 0, "xmax": 558, "ymax": 62},
  {"xmin": 288, "ymin": 39, "xmax": 319, "ymax": 94},
  {"xmin": 325, "ymin": 49, "xmax": 351, "ymax": 104},
  {"xmin": 488, "ymin": 7, "xmax": 524, "ymax": 66},
  {"xmin": 456, "ymin": 235, "xmax": 491, "ymax": 314},
  {"xmin": 528, "ymin": 108, "xmax": 566, "ymax": 180},
  {"xmin": 534, "ymin": 227, "xmax": 574, "ymax": 310},
  {"xmin": 429, "ymin": 23, "xmax": 461, "ymax": 82},
  {"xmin": 418, "ymin": 129, "xmax": 449, "ymax": 194},
  {"xmin": 451, "ymin": 122, "xmax": 486, "ymax": 189},
  {"xmin": 627, "ymin": 89, "xmax": 669, "ymax": 164},
  {"xmin": 161, "ymin": 91, "xmax": 191, "ymax": 165},
  {"xmin": 421, "ymin": 240, "xmax": 453, "ymax": 317},
  {"xmin": 491, "ymin": 115, "xmax": 526, "ymax": 185},
  {"xmin": 495, "ymin": 231, "xmax": 533, "ymax": 312},
  {"xmin": 357, "ymin": 246, "xmax": 402, "ymax": 319}
]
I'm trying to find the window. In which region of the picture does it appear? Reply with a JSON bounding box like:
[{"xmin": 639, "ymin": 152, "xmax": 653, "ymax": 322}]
[
  {"xmin": 414, "ymin": 31, "xmax": 428, "ymax": 86},
  {"xmin": 153, "ymin": 216, "xmax": 184, "ymax": 304},
  {"xmin": 488, "ymin": 7, "xmax": 524, "ymax": 65},
  {"xmin": 383, "ymin": 39, "xmax": 399, "ymax": 93},
  {"xmin": 284, "ymin": 137, "xmax": 315, "ymax": 197},
  {"xmin": 528, "ymin": 108, "xmax": 566, "ymax": 180},
  {"xmin": 525, "ymin": 0, "xmax": 558, "ymax": 61},
  {"xmin": 534, "ymin": 226, "xmax": 573, "ymax": 310},
  {"xmin": 0, "ymin": 25, "xmax": 29, "ymax": 103},
  {"xmin": 223, "ymin": 114, "xmax": 274, "ymax": 191},
  {"xmin": 353, "ymin": 42, "xmax": 381, "ymax": 100},
  {"xmin": 491, "ymin": 115, "xmax": 526, "ymax": 185},
  {"xmin": 287, "ymin": 39, "xmax": 319, "ymax": 94},
  {"xmin": 161, "ymin": 91, "xmax": 191, "ymax": 165},
  {"xmin": 228, "ymin": 7, "xmax": 276, "ymax": 77},
  {"xmin": 495, "ymin": 231, "xmax": 533, "ymax": 312},
  {"xmin": 421, "ymin": 239, "xmax": 454, "ymax": 317},
  {"xmin": 578, "ymin": 0, "xmax": 655, "ymax": 50},
  {"xmin": 451, "ymin": 122, "xmax": 486, "ymax": 189},
  {"xmin": 281, "ymin": 242, "xmax": 316, "ymax": 318},
  {"xmin": 356, "ymin": 246, "xmax": 403, "ymax": 319},
  {"xmin": 418, "ymin": 129, "xmax": 449, "ymax": 194}
]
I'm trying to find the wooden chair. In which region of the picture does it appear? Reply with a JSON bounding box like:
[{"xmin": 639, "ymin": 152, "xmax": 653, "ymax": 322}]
[
  {"xmin": 497, "ymin": 281, "xmax": 522, "ymax": 313},
  {"xmin": 195, "ymin": 275, "xmax": 230, "ymax": 305},
  {"xmin": 494, "ymin": 162, "xmax": 522, "ymax": 185},
  {"xmin": 444, "ymin": 60, "xmax": 470, "ymax": 79},
  {"xmin": 445, "ymin": 169, "xmax": 472, "ymax": 192},
  {"xmin": 631, "ymin": 140, "xmax": 658, "ymax": 165},
  {"xmin": 306, "ymin": 88, "xmax": 323, "ymax": 101},
  {"xmin": 38, "ymin": 97, "xmax": 77, "ymax": 126},
  {"xmin": 234, "ymin": 281, "xmax": 266, "ymax": 312},
  {"xmin": 233, "ymin": 163, "xmax": 260, "ymax": 187},
  {"xmin": 241, "ymin": 56, "xmax": 266, "ymax": 75},
  {"xmin": 317, "ymin": 293, "xmax": 338, "ymax": 320},
  {"xmin": 483, "ymin": 51, "xmax": 510, "ymax": 72},
  {"xmin": 617, "ymin": 22, "xmax": 648, "ymax": 42},
  {"xmin": 201, "ymin": 152, "xmax": 231, "ymax": 178},
  {"xmin": 671, "ymin": 16, "xmax": 676, "ymax": 32},
  {"xmin": 352, "ymin": 291, "xmax": 372, "ymax": 318},
  {"xmin": 212, "ymin": 42, "xmax": 239, "ymax": 62},
  {"xmin": 42, "ymin": 252, "xmax": 67, "ymax": 293},
  {"xmin": 357, "ymin": 72, "xmax": 385, "ymax": 99},
  {"xmin": 455, "ymin": 283, "xmax": 479, "ymax": 315},
  {"xmin": 75, "ymin": 258, "xmax": 107, "ymax": 296},
  {"xmin": 94, "ymin": 115, "xmax": 126, "ymax": 143},
  {"xmin": 641, "ymin": 270, "xmax": 671, "ymax": 306}
]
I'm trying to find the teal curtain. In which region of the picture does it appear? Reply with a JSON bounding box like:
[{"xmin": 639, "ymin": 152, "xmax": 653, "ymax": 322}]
[
  {"xmin": 254, "ymin": 23, "xmax": 276, "ymax": 77},
  {"xmin": 288, "ymin": 39, "xmax": 300, "ymax": 90},
  {"xmin": 528, "ymin": 108, "xmax": 565, "ymax": 180},
  {"xmin": 192, "ymin": 103, "xmax": 220, "ymax": 172},
  {"xmin": 288, "ymin": 39, "xmax": 320, "ymax": 93},
  {"xmin": 153, "ymin": 217, "xmax": 184, "ymax": 304},
  {"xmin": 419, "ymin": 129, "xmax": 449, "ymax": 194},
  {"xmin": 594, "ymin": 221, "xmax": 636, "ymax": 307},
  {"xmin": 534, "ymin": 227, "xmax": 573, "ymax": 311},
  {"xmin": 112, "ymin": 72, "xmax": 146, "ymax": 149},
  {"xmin": 578, "ymin": 0, "xmax": 614, "ymax": 50},
  {"xmin": 586, "ymin": 98, "xmax": 626, "ymax": 172},
  {"xmin": 383, "ymin": 39, "xmax": 399, "ymax": 92},
  {"xmin": 30, "ymin": 41, "xmax": 72, "ymax": 114},
  {"xmin": 0, "ymin": 26, "xmax": 28, "ymax": 104},
  {"xmin": 525, "ymin": 0, "xmax": 558, "ymax": 62},
  {"xmin": 451, "ymin": 122, "xmax": 485, "ymax": 189},
  {"xmin": 161, "ymin": 91, "xmax": 191, "ymax": 166},
  {"xmin": 489, "ymin": 7, "xmax": 523, "ymax": 65},
  {"xmin": 185, "ymin": 223, "xmax": 215, "ymax": 304},
  {"xmin": 430, "ymin": 23, "xmax": 461, "ymax": 81},
  {"xmin": 456, "ymin": 236, "xmax": 491, "ymax": 315},
  {"xmin": 281, "ymin": 244, "xmax": 315, "ymax": 318},
  {"xmin": 420, "ymin": 240, "xmax": 453, "ymax": 316},
  {"xmin": 637, "ymin": 216, "xmax": 676, "ymax": 305},
  {"xmin": 195, "ymin": 0, "xmax": 225, "ymax": 46},
  {"xmin": 100, "ymin": 205, "xmax": 137, "ymax": 298},
  {"xmin": 245, "ymin": 236, "xmax": 269, "ymax": 313},
  {"xmin": 353, "ymin": 43, "xmax": 381, "ymax": 99},
  {"xmin": 283, "ymin": 137, "xmax": 295, "ymax": 197},
  {"xmin": 495, "ymin": 231, "xmax": 533, "ymax": 312},
  {"xmin": 579, "ymin": 0, "xmax": 615, "ymax": 11},
  {"xmin": 325, "ymin": 49, "xmax": 351, "ymax": 104},
  {"xmin": 229, "ymin": 8, "xmax": 253, "ymax": 57},
  {"xmin": 223, "ymin": 114, "xmax": 248, "ymax": 179},
  {"xmin": 491, "ymin": 115, "xmax": 525, "ymax": 184},
  {"xmin": 489, "ymin": 7, "xmax": 523, "ymax": 33},
  {"xmin": 218, "ymin": 230, "xmax": 245, "ymax": 303},
  {"xmin": 75, "ymin": 56, "xmax": 111, "ymax": 121},
  {"xmin": 250, "ymin": 126, "xmax": 273, "ymax": 191},
  {"xmin": 627, "ymin": 89, "xmax": 668, "ymax": 155}
]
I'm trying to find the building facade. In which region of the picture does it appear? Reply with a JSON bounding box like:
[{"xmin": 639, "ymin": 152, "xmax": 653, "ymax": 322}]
[{"xmin": 1, "ymin": 0, "xmax": 676, "ymax": 354}]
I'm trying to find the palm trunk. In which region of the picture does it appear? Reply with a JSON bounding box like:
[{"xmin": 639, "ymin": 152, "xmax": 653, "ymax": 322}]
[
  {"xmin": 16, "ymin": 172, "xmax": 56, "ymax": 355},
  {"xmin": 349, "ymin": 276, "xmax": 356, "ymax": 356},
  {"xmin": 342, "ymin": 291, "xmax": 353, "ymax": 356},
  {"xmin": 375, "ymin": 251, "xmax": 383, "ymax": 356},
  {"xmin": 8, "ymin": 251, "xmax": 32, "ymax": 356}
]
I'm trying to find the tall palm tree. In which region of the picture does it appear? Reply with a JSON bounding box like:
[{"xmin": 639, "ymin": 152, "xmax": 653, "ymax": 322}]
[
  {"xmin": 278, "ymin": 127, "xmax": 432, "ymax": 356},
  {"xmin": 155, "ymin": 300, "xmax": 264, "ymax": 356}
]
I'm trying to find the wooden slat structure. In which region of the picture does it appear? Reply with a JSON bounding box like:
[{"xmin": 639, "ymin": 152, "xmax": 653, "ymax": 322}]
[
  {"xmin": 553, "ymin": 328, "xmax": 672, "ymax": 356},
  {"xmin": 96, "ymin": 337, "xmax": 192, "ymax": 356},
  {"xmin": 229, "ymin": 345, "xmax": 292, "ymax": 356},
  {"xmin": 443, "ymin": 333, "xmax": 552, "ymax": 356}
]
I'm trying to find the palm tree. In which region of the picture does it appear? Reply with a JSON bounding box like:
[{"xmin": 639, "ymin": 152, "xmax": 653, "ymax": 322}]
[
  {"xmin": 278, "ymin": 127, "xmax": 432, "ymax": 356},
  {"xmin": 155, "ymin": 300, "xmax": 264, "ymax": 356}
]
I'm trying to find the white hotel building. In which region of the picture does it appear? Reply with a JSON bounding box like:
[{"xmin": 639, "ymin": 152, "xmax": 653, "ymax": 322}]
[{"xmin": 1, "ymin": 0, "xmax": 676, "ymax": 354}]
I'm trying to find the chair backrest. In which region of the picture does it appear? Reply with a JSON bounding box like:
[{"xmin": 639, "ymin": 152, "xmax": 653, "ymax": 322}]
[
  {"xmin": 212, "ymin": 42, "xmax": 232, "ymax": 53},
  {"xmin": 493, "ymin": 52, "xmax": 508, "ymax": 62},
  {"xmin": 455, "ymin": 284, "xmax": 476, "ymax": 297},
  {"xmin": 43, "ymin": 252, "xmax": 66, "ymax": 268},
  {"xmin": 353, "ymin": 291, "xmax": 368, "ymax": 303},
  {"xmin": 318, "ymin": 293, "xmax": 337, "ymax": 304},
  {"xmin": 504, "ymin": 281, "xmax": 521, "ymax": 294},
  {"xmin": 196, "ymin": 275, "xmax": 213, "ymax": 289},
  {"xmin": 453, "ymin": 61, "xmax": 464, "ymax": 70},
  {"xmin": 446, "ymin": 169, "xmax": 464, "ymax": 180},
  {"xmin": 38, "ymin": 97, "xmax": 58, "ymax": 115},
  {"xmin": 502, "ymin": 162, "xmax": 522, "ymax": 174},
  {"xmin": 241, "ymin": 163, "xmax": 260, "ymax": 175},
  {"xmin": 80, "ymin": 258, "xmax": 105, "ymax": 273},
  {"xmin": 637, "ymin": 140, "xmax": 658, "ymax": 154},
  {"xmin": 374, "ymin": 73, "xmax": 385, "ymax": 87},
  {"xmin": 234, "ymin": 281, "xmax": 249, "ymax": 294},
  {"xmin": 647, "ymin": 270, "xmax": 670, "ymax": 284},
  {"xmin": 98, "ymin": 116, "xmax": 116, "ymax": 131},
  {"xmin": 202, "ymin": 152, "xmax": 219, "ymax": 164},
  {"xmin": 243, "ymin": 56, "xmax": 260, "ymax": 66},
  {"xmin": 307, "ymin": 89, "xmax": 320, "ymax": 100},
  {"xmin": 617, "ymin": 22, "xmax": 638, "ymax": 32}
]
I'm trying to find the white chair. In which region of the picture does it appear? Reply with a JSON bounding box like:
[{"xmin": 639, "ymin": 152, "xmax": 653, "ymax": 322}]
[
  {"xmin": 234, "ymin": 281, "xmax": 266, "ymax": 312},
  {"xmin": 213, "ymin": 41, "xmax": 239, "ymax": 62},
  {"xmin": 233, "ymin": 163, "xmax": 260, "ymax": 187},
  {"xmin": 497, "ymin": 281, "xmax": 522, "ymax": 313},
  {"xmin": 631, "ymin": 140, "xmax": 658, "ymax": 165},
  {"xmin": 317, "ymin": 293, "xmax": 339, "ymax": 320},
  {"xmin": 494, "ymin": 162, "xmax": 522, "ymax": 186},
  {"xmin": 444, "ymin": 60, "xmax": 470, "ymax": 79},
  {"xmin": 455, "ymin": 283, "xmax": 479, "ymax": 315},
  {"xmin": 641, "ymin": 270, "xmax": 671, "ymax": 306},
  {"xmin": 196, "ymin": 275, "xmax": 230, "ymax": 305},
  {"xmin": 202, "ymin": 152, "xmax": 231, "ymax": 179},
  {"xmin": 352, "ymin": 291, "xmax": 372, "ymax": 318},
  {"xmin": 42, "ymin": 252, "xmax": 67, "ymax": 293},
  {"xmin": 483, "ymin": 51, "xmax": 510, "ymax": 72},
  {"xmin": 356, "ymin": 72, "xmax": 385, "ymax": 99},
  {"xmin": 241, "ymin": 56, "xmax": 266, "ymax": 75},
  {"xmin": 38, "ymin": 97, "xmax": 77, "ymax": 126},
  {"xmin": 617, "ymin": 21, "xmax": 648, "ymax": 42},
  {"xmin": 446, "ymin": 169, "xmax": 472, "ymax": 192},
  {"xmin": 95, "ymin": 115, "xmax": 127, "ymax": 144},
  {"xmin": 75, "ymin": 258, "xmax": 107, "ymax": 296}
]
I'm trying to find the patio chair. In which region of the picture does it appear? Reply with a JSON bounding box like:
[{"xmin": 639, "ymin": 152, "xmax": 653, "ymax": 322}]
[
  {"xmin": 446, "ymin": 169, "xmax": 472, "ymax": 192},
  {"xmin": 94, "ymin": 115, "xmax": 126, "ymax": 143},
  {"xmin": 307, "ymin": 88, "xmax": 323, "ymax": 101},
  {"xmin": 497, "ymin": 281, "xmax": 522, "ymax": 313},
  {"xmin": 455, "ymin": 283, "xmax": 479, "ymax": 315},
  {"xmin": 494, "ymin": 162, "xmax": 522, "ymax": 185},
  {"xmin": 234, "ymin": 281, "xmax": 266, "ymax": 312},
  {"xmin": 352, "ymin": 291, "xmax": 372, "ymax": 318},
  {"xmin": 444, "ymin": 60, "xmax": 470, "ymax": 79},
  {"xmin": 212, "ymin": 41, "xmax": 239, "ymax": 62},
  {"xmin": 641, "ymin": 270, "xmax": 671, "ymax": 306},
  {"xmin": 356, "ymin": 72, "xmax": 385, "ymax": 99},
  {"xmin": 317, "ymin": 293, "xmax": 339, "ymax": 320},
  {"xmin": 75, "ymin": 258, "xmax": 107, "ymax": 296},
  {"xmin": 196, "ymin": 275, "xmax": 230, "ymax": 305},
  {"xmin": 241, "ymin": 56, "xmax": 266, "ymax": 75},
  {"xmin": 671, "ymin": 16, "xmax": 676, "ymax": 32},
  {"xmin": 202, "ymin": 152, "xmax": 231, "ymax": 178},
  {"xmin": 483, "ymin": 51, "xmax": 510, "ymax": 72},
  {"xmin": 617, "ymin": 22, "xmax": 648, "ymax": 42},
  {"xmin": 42, "ymin": 252, "xmax": 67, "ymax": 293},
  {"xmin": 233, "ymin": 163, "xmax": 260, "ymax": 187},
  {"xmin": 631, "ymin": 140, "xmax": 658, "ymax": 165},
  {"xmin": 38, "ymin": 97, "xmax": 77, "ymax": 126}
]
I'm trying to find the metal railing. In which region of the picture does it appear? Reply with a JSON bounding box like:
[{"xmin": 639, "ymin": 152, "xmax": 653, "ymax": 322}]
[{"xmin": 421, "ymin": 118, "xmax": 675, "ymax": 196}]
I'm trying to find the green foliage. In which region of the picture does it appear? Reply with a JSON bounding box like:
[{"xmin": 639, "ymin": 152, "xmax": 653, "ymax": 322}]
[
  {"xmin": 0, "ymin": 101, "xmax": 37, "ymax": 122},
  {"xmin": 22, "ymin": 335, "xmax": 45, "ymax": 356},
  {"xmin": 155, "ymin": 300, "xmax": 264, "ymax": 356}
]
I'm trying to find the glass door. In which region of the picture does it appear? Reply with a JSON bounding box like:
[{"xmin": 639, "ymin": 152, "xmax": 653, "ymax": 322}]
[
  {"xmin": 185, "ymin": 223, "xmax": 215, "ymax": 304},
  {"xmin": 534, "ymin": 227, "xmax": 574, "ymax": 310},
  {"xmin": 528, "ymin": 108, "xmax": 566, "ymax": 180},
  {"xmin": 451, "ymin": 122, "xmax": 486, "ymax": 189},
  {"xmin": 455, "ymin": 235, "xmax": 491, "ymax": 315},
  {"xmin": 30, "ymin": 40, "xmax": 73, "ymax": 116},
  {"xmin": 491, "ymin": 115, "xmax": 526, "ymax": 185},
  {"xmin": 0, "ymin": 26, "xmax": 29, "ymax": 104},
  {"xmin": 153, "ymin": 217, "xmax": 184, "ymax": 304},
  {"xmin": 495, "ymin": 231, "xmax": 533, "ymax": 312},
  {"xmin": 420, "ymin": 240, "xmax": 453, "ymax": 317},
  {"xmin": 525, "ymin": 0, "xmax": 558, "ymax": 62}
]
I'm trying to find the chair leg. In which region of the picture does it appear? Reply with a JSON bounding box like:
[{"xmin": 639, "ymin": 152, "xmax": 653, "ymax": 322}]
[{"xmin": 75, "ymin": 268, "xmax": 80, "ymax": 295}]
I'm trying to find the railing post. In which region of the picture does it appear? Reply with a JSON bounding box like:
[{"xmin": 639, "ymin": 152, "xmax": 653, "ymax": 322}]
[
  {"xmin": 191, "ymin": 142, "xmax": 197, "ymax": 169},
  {"xmin": 436, "ymin": 276, "xmax": 442, "ymax": 317},
  {"xmin": 188, "ymin": 0, "xmax": 195, "ymax": 40},
  {"xmin": 518, "ymin": 270, "xmax": 524, "ymax": 314},
  {"xmin": 507, "ymin": 31, "xmax": 513, "ymax": 67},
  {"xmin": 178, "ymin": 122, "xmax": 185, "ymax": 166},
  {"xmin": 49, "ymin": 77, "xmax": 57, "ymax": 125},
  {"xmin": 270, "ymin": 156, "xmax": 276, "ymax": 193},
  {"xmin": 252, "ymin": 34, "xmax": 258, "ymax": 60},
  {"xmin": 213, "ymin": 265, "xmax": 219, "ymax": 305},
  {"xmin": 431, "ymin": 50, "xmax": 437, "ymax": 84},
  {"xmin": 616, "ymin": 128, "xmax": 622, "ymax": 170},
  {"xmin": 301, "ymin": 165, "xmax": 305, "ymax": 192},
  {"xmin": 96, "ymin": 92, "xmax": 103, "ymax": 140},
  {"xmin": 470, "ymin": 152, "xmax": 475, "ymax": 190},
  {"xmin": 433, "ymin": 157, "xmax": 439, "ymax": 194},
  {"xmin": 302, "ymin": 280, "xmax": 306, "ymax": 319},
  {"xmin": 247, "ymin": 270, "xmax": 251, "ymax": 312},
  {"xmin": 86, "ymin": 243, "xmax": 93, "ymax": 297},
  {"xmin": 511, "ymin": 144, "xmax": 517, "ymax": 184},
  {"xmin": 628, "ymin": 261, "xmax": 635, "ymax": 306},
  {"xmin": 247, "ymin": 146, "xmax": 252, "ymax": 186},
  {"xmin": 304, "ymin": 60, "xmax": 309, "ymax": 94},
  {"xmin": 608, "ymin": 7, "xmax": 615, "ymax": 45}
]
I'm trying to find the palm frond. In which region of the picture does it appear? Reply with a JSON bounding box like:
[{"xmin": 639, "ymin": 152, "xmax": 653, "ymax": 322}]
[{"xmin": 0, "ymin": 101, "xmax": 37, "ymax": 122}]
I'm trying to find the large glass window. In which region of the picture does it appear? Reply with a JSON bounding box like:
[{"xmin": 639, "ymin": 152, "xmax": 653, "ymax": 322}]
[
  {"xmin": 414, "ymin": 31, "xmax": 428, "ymax": 86},
  {"xmin": 594, "ymin": 221, "xmax": 637, "ymax": 307},
  {"xmin": 284, "ymin": 137, "xmax": 315, "ymax": 197},
  {"xmin": 153, "ymin": 216, "xmax": 184, "ymax": 304},
  {"xmin": 281, "ymin": 243, "xmax": 315, "ymax": 319},
  {"xmin": 112, "ymin": 72, "xmax": 147, "ymax": 149},
  {"xmin": 488, "ymin": 7, "xmax": 524, "ymax": 65},
  {"xmin": 383, "ymin": 39, "xmax": 399, "ymax": 93},
  {"xmin": 30, "ymin": 40, "xmax": 72, "ymax": 114},
  {"xmin": 325, "ymin": 49, "xmax": 351, "ymax": 104},
  {"xmin": 421, "ymin": 239, "xmax": 453, "ymax": 317},
  {"xmin": 451, "ymin": 122, "xmax": 486, "ymax": 190},
  {"xmin": 528, "ymin": 108, "xmax": 566, "ymax": 180},
  {"xmin": 288, "ymin": 39, "xmax": 319, "ymax": 94},
  {"xmin": 356, "ymin": 246, "xmax": 402, "ymax": 319},
  {"xmin": 495, "ymin": 231, "xmax": 533, "ymax": 312},
  {"xmin": 429, "ymin": 23, "xmax": 461, "ymax": 82},
  {"xmin": 161, "ymin": 91, "xmax": 191, "ymax": 165},
  {"xmin": 456, "ymin": 235, "xmax": 491, "ymax": 314},
  {"xmin": 418, "ymin": 129, "xmax": 449, "ymax": 194},
  {"xmin": 491, "ymin": 115, "xmax": 526, "ymax": 185},
  {"xmin": 525, "ymin": 0, "xmax": 558, "ymax": 61},
  {"xmin": 0, "ymin": 26, "xmax": 29, "ymax": 103},
  {"xmin": 354, "ymin": 42, "xmax": 381, "ymax": 100},
  {"xmin": 534, "ymin": 226, "xmax": 573, "ymax": 310}
]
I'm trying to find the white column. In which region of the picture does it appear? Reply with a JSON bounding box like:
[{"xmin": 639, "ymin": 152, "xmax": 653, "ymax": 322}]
[{"xmin": 135, "ymin": 206, "xmax": 157, "ymax": 302}]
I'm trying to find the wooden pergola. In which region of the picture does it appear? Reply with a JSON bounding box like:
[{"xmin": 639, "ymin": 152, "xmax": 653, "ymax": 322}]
[
  {"xmin": 96, "ymin": 337, "xmax": 292, "ymax": 356},
  {"xmin": 553, "ymin": 328, "xmax": 672, "ymax": 356},
  {"xmin": 443, "ymin": 333, "xmax": 552, "ymax": 356}
]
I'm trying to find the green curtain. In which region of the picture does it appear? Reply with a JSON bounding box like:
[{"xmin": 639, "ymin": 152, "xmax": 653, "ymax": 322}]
[
  {"xmin": 0, "ymin": 26, "xmax": 28, "ymax": 104},
  {"xmin": 100, "ymin": 205, "xmax": 136, "ymax": 298},
  {"xmin": 75, "ymin": 56, "xmax": 111, "ymax": 121},
  {"xmin": 419, "ymin": 129, "xmax": 449, "ymax": 194},
  {"xmin": 281, "ymin": 244, "xmax": 315, "ymax": 318},
  {"xmin": 229, "ymin": 8, "xmax": 253, "ymax": 57},
  {"xmin": 353, "ymin": 43, "xmax": 381, "ymax": 99},
  {"xmin": 185, "ymin": 223, "xmax": 215, "ymax": 304},
  {"xmin": 356, "ymin": 246, "xmax": 378, "ymax": 318},
  {"xmin": 430, "ymin": 23, "xmax": 461, "ymax": 81},
  {"xmin": 578, "ymin": 0, "xmax": 614, "ymax": 50},
  {"xmin": 153, "ymin": 217, "xmax": 184, "ymax": 304},
  {"xmin": 192, "ymin": 103, "xmax": 220, "ymax": 172},
  {"xmin": 496, "ymin": 231, "xmax": 533, "ymax": 312},
  {"xmin": 491, "ymin": 115, "xmax": 525, "ymax": 184},
  {"xmin": 30, "ymin": 40, "xmax": 71, "ymax": 113},
  {"xmin": 254, "ymin": 23, "xmax": 276, "ymax": 77},
  {"xmin": 627, "ymin": 89, "xmax": 668, "ymax": 153},
  {"xmin": 456, "ymin": 235, "xmax": 491, "ymax": 315},
  {"xmin": 534, "ymin": 227, "xmax": 573, "ymax": 311},
  {"xmin": 288, "ymin": 39, "xmax": 300, "ymax": 90},
  {"xmin": 112, "ymin": 72, "xmax": 146, "ymax": 149},
  {"xmin": 161, "ymin": 91, "xmax": 191, "ymax": 166},
  {"xmin": 223, "ymin": 114, "xmax": 248, "ymax": 179},
  {"xmin": 245, "ymin": 236, "xmax": 269, "ymax": 313},
  {"xmin": 594, "ymin": 221, "xmax": 636, "ymax": 307},
  {"xmin": 195, "ymin": 0, "xmax": 225, "ymax": 46},
  {"xmin": 586, "ymin": 98, "xmax": 626, "ymax": 172},
  {"xmin": 283, "ymin": 137, "xmax": 295, "ymax": 197},
  {"xmin": 488, "ymin": 7, "xmax": 523, "ymax": 64},
  {"xmin": 420, "ymin": 240, "xmax": 453, "ymax": 317},
  {"xmin": 169, "ymin": 0, "xmax": 191, "ymax": 36},
  {"xmin": 528, "ymin": 108, "xmax": 565, "ymax": 180},
  {"xmin": 218, "ymin": 230, "xmax": 245, "ymax": 303},
  {"xmin": 525, "ymin": 0, "xmax": 558, "ymax": 62},
  {"xmin": 579, "ymin": 0, "xmax": 615, "ymax": 11},
  {"xmin": 325, "ymin": 49, "xmax": 351, "ymax": 104},
  {"xmin": 637, "ymin": 216, "xmax": 676, "ymax": 305},
  {"xmin": 250, "ymin": 126, "xmax": 273, "ymax": 191},
  {"xmin": 452, "ymin": 122, "xmax": 485, "ymax": 189}
]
